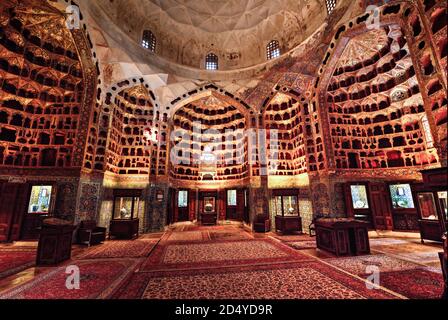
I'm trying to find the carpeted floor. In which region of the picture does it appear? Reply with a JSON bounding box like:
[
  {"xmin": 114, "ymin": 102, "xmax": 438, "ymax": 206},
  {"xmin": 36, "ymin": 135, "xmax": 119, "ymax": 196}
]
[
  {"xmin": 0, "ymin": 258, "xmax": 141, "ymax": 299},
  {"xmin": 0, "ymin": 226, "xmax": 444, "ymax": 299},
  {"xmin": 0, "ymin": 251, "xmax": 36, "ymax": 280},
  {"xmin": 78, "ymin": 239, "xmax": 158, "ymax": 259},
  {"xmin": 140, "ymin": 238, "xmax": 312, "ymax": 271},
  {"xmin": 114, "ymin": 261, "xmax": 397, "ymax": 300}
]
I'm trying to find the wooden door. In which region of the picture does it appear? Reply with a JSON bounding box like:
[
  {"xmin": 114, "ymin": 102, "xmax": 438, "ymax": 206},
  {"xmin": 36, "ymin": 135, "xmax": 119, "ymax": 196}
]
[
  {"xmin": 0, "ymin": 183, "xmax": 28, "ymax": 242},
  {"xmin": 369, "ymin": 183, "xmax": 394, "ymax": 230},
  {"xmin": 177, "ymin": 190, "xmax": 189, "ymax": 222},
  {"xmin": 167, "ymin": 188, "xmax": 175, "ymax": 225}
]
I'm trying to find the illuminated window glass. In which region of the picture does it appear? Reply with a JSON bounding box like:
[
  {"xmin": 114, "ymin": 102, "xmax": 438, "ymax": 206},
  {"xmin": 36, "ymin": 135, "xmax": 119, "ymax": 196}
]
[
  {"xmin": 389, "ymin": 184, "xmax": 415, "ymax": 209},
  {"xmin": 350, "ymin": 185, "xmax": 369, "ymax": 209},
  {"xmin": 178, "ymin": 190, "xmax": 188, "ymax": 208},
  {"xmin": 142, "ymin": 30, "xmax": 156, "ymax": 52},
  {"xmin": 28, "ymin": 186, "xmax": 52, "ymax": 214},
  {"xmin": 205, "ymin": 53, "xmax": 218, "ymax": 70},
  {"xmin": 326, "ymin": 0, "xmax": 337, "ymax": 14},
  {"xmin": 113, "ymin": 197, "xmax": 139, "ymax": 220},
  {"xmin": 227, "ymin": 190, "xmax": 237, "ymax": 206},
  {"xmin": 266, "ymin": 40, "xmax": 281, "ymax": 60},
  {"xmin": 421, "ymin": 115, "xmax": 434, "ymax": 148},
  {"xmin": 270, "ymin": 195, "xmax": 299, "ymax": 216}
]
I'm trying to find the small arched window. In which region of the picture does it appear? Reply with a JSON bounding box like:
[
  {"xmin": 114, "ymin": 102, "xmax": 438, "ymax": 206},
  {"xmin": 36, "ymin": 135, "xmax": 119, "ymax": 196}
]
[
  {"xmin": 266, "ymin": 40, "xmax": 281, "ymax": 60},
  {"xmin": 205, "ymin": 53, "xmax": 218, "ymax": 70},
  {"xmin": 325, "ymin": 0, "xmax": 337, "ymax": 15},
  {"xmin": 142, "ymin": 30, "xmax": 156, "ymax": 52}
]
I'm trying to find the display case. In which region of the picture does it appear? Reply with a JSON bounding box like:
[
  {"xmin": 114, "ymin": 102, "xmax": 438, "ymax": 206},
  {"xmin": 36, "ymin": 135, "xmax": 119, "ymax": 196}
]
[
  {"xmin": 271, "ymin": 191, "xmax": 302, "ymax": 234},
  {"xmin": 414, "ymin": 168, "xmax": 448, "ymax": 243},
  {"xmin": 109, "ymin": 189, "xmax": 141, "ymax": 239},
  {"xmin": 345, "ymin": 183, "xmax": 373, "ymax": 227},
  {"xmin": 22, "ymin": 184, "xmax": 56, "ymax": 240},
  {"xmin": 201, "ymin": 196, "xmax": 217, "ymax": 225},
  {"xmin": 388, "ymin": 183, "xmax": 419, "ymax": 231}
]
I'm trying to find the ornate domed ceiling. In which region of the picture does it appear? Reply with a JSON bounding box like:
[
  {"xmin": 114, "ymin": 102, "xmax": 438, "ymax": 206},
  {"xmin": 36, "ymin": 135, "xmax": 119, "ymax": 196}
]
[{"xmin": 93, "ymin": 0, "xmax": 342, "ymax": 71}]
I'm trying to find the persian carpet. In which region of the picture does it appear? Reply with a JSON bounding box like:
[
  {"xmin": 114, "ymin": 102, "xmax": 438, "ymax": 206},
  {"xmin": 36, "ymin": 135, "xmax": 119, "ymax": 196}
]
[
  {"xmin": 286, "ymin": 240, "xmax": 317, "ymax": 250},
  {"xmin": 78, "ymin": 240, "xmax": 158, "ymax": 259},
  {"xmin": 0, "ymin": 251, "xmax": 36, "ymax": 279},
  {"xmin": 113, "ymin": 261, "xmax": 397, "ymax": 300},
  {"xmin": 208, "ymin": 230, "xmax": 252, "ymax": 241},
  {"xmin": 377, "ymin": 269, "xmax": 444, "ymax": 299},
  {"xmin": 165, "ymin": 231, "xmax": 209, "ymax": 242},
  {"xmin": 140, "ymin": 239, "xmax": 313, "ymax": 271},
  {"xmin": 0, "ymin": 258, "xmax": 140, "ymax": 299},
  {"xmin": 326, "ymin": 254, "xmax": 429, "ymax": 275},
  {"xmin": 325, "ymin": 254, "xmax": 444, "ymax": 299}
]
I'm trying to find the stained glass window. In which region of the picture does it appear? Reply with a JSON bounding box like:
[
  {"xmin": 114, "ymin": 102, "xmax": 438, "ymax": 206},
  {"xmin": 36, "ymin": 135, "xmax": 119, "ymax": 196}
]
[
  {"xmin": 266, "ymin": 40, "xmax": 281, "ymax": 60},
  {"xmin": 350, "ymin": 185, "xmax": 369, "ymax": 209},
  {"xmin": 227, "ymin": 190, "xmax": 237, "ymax": 206},
  {"xmin": 178, "ymin": 190, "xmax": 188, "ymax": 208},
  {"xmin": 325, "ymin": 0, "xmax": 337, "ymax": 14},
  {"xmin": 28, "ymin": 186, "xmax": 52, "ymax": 214},
  {"xmin": 389, "ymin": 184, "xmax": 415, "ymax": 209},
  {"xmin": 142, "ymin": 30, "xmax": 156, "ymax": 52},
  {"xmin": 205, "ymin": 53, "xmax": 218, "ymax": 70}
]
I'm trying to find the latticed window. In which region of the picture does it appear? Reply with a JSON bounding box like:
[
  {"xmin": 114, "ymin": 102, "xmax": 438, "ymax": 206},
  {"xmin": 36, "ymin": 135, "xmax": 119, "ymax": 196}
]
[
  {"xmin": 266, "ymin": 40, "xmax": 281, "ymax": 60},
  {"xmin": 205, "ymin": 53, "xmax": 218, "ymax": 70},
  {"xmin": 142, "ymin": 30, "xmax": 156, "ymax": 52},
  {"xmin": 325, "ymin": 0, "xmax": 337, "ymax": 14}
]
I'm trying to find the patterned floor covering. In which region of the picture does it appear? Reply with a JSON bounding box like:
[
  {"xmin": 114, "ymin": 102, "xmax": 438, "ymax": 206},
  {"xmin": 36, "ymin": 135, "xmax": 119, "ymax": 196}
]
[
  {"xmin": 0, "ymin": 258, "xmax": 140, "ymax": 299},
  {"xmin": 141, "ymin": 238, "xmax": 312, "ymax": 271},
  {"xmin": 114, "ymin": 261, "xmax": 396, "ymax": 300},
  {"xmin": 78, "ymin": 239, "xmax": 158, "ymax": 259},
  {"xmin": 325, "ymin": 254, "xmax": 444, "ymax": 299},
  {"xmin": 0, "ymin": 227, "xmax": 444, "ymax": 299},
  {"xmin": 371, "ymin": 240, "xmax": 441, "ymax": 265},
  {"xmin": 0, "ymin": 251, "xmax": 36, "ymax": 280}
]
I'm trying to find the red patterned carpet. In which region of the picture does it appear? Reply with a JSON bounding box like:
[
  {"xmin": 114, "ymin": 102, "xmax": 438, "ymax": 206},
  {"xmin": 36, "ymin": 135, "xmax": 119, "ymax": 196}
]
[
  {"xmin": 78, "ymin": 240, "xmax": 158, "ymax": 259},
  {"xmin": 325, "ymin": 254, "xmax": 444, "ymax": 299},
  {"xmin": 140, "ymin": 238, "xmax": 313, "ymax": 271},
  {"xmin": 0, "ymin": 259, "xmax": 140, "ymax": 299},
  {"xmin": 378, "ymin": 269, "xmax": 444, "ymax": 299},
  {"xmin": 0, "ymin": 227, "xmax": 444, "ymax": 300},
  {"xmin": 0, "ymin": 251, "xmax": 35, "ymax": 280},
  {"xmin": 114, "ymin": 261, "xmax": 396, "ymax": 299}
]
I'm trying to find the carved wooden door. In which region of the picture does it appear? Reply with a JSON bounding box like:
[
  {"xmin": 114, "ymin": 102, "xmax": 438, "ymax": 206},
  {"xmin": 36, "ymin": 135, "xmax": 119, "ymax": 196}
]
[{"xmin": 369, "ymin": 183, "xmax": 394, "ymax": 230}]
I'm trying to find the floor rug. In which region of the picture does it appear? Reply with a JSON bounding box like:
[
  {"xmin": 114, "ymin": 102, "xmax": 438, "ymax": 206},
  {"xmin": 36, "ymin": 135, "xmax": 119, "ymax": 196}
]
[
  {"xmin": 0, "ymin": 258, "xmax": 140, "ymax": 299},
  {"xmin": 373, "ymin": 243, "xmax": 442, "ymax": 265},
  {"xmin": 326, "ymin": 254, "xmax": 429, "ymax": 275},
  {"xmin": 141, "ymin": 239, "xmax": 313, "ymax": 271},
  {"xmin": 166, "ymin": 231, "xmax": 208, "ymax": 242},
  {"xmin": 209, "ymin": 230, "xmax": 252, "ymax": 241},
  {"xmin": 0, "ymin": 251, "xmax": 36, "ymax": 279},
  {"xmin": 286, "ymin": 240, "xmax": 317, "ymax": 250},
  {"xmin": 271, "ymin": 234, "xmax": 313, "ymax": 242},
  {"xmin": 376, "ymin": 269, "xmax": 444, "ymax": 299},
  {"xmin": 114, "ymin": 262, "xmax": 397, "ymax": 299},
  {"xmin": 78, "ymin": 240, "xmax": 158, "ymax": 259}
]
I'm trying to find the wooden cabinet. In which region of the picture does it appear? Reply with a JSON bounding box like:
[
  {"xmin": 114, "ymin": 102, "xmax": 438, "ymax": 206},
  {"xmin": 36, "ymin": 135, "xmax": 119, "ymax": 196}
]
[
  {"xmin": 201, "ymin": 213, "xmax": 217, "ymax": 226},
  {"xmin": 36, "ymin": 219, "xmax": 75, "ymax": 266},
  {"xmin": 109, "ymin": 218, "xmax": 139, "ymax": 240},
  {"xmin": 275, "ymin": 216, "xmax": 302, "ymax": 234},
  {"xmin": 315, "ymin": 218, "xmax": 370, "ymax": 256},
  {"xmin": 414, "ymin": 167, "xmax": 448, "ymax": 243}
]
